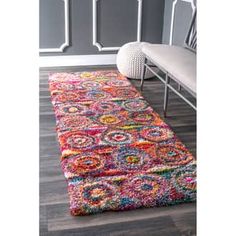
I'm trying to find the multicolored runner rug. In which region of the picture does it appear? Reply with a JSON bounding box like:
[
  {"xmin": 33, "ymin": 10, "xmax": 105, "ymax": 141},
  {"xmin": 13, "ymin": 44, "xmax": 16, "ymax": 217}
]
[{"xmin": 49, "ymin": 70, "xmax": 196, "ymax": 216}]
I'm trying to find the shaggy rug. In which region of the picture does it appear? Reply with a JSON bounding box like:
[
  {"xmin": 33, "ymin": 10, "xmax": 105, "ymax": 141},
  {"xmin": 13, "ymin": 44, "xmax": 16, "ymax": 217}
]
[{"xmin": 49, "ymin": 70, "xmax": 196, "ymax": 216}]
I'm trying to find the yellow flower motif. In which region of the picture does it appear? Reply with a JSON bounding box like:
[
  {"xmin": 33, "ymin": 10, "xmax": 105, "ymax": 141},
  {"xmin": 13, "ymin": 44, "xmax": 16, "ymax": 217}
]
[
  {"xmin": 91, "ymin": 188, "xmax": 105, "ymax": 198},
  {"xmin": 119, "ymin": 125, "xmax": 142, "ymax": 130},
  {"xmin": 113, "ymin": 176, "xmax": 126, "ymax": 182},
  {"xmin": 99, "ymin": 115, "xmax": 120, "ymax": 125},
  {"xmin": 80, "ymin": 72, "xmax": 93, "ymax": 78},
  {"xmin": 95, "ymin": 76, "xmax": 109, "ymax": 81},
  {"xmin": 126, "ymin": 156, "xmax": 139, "ymax": 163},
  {"xmin": 68, "ymin": 107, "xmax": 78, "ymax": 113}
]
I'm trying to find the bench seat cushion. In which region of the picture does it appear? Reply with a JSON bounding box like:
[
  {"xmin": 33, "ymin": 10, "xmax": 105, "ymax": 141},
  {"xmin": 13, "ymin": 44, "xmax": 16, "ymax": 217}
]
[{"xmin": 142, "ymin": 44, "xmax": 196, "ymax": 96}]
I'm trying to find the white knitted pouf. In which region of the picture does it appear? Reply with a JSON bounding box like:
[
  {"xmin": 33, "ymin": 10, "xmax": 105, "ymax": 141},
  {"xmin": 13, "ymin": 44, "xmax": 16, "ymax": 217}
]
[{"xmin": 116, "ymin": 42, "xmax": 153, "ymax": 79}]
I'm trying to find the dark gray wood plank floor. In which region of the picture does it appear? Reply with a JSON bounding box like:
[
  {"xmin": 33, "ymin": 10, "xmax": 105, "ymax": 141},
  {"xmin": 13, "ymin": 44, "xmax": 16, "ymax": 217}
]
[{"xmin": 40, "ymin": 66, "xmax": 196, "ymax": 236}]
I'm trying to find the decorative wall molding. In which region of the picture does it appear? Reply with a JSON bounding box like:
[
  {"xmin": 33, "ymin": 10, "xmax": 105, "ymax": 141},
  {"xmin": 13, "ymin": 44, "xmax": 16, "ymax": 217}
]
[
  {"xmin": 169, "ymin": 0, "xmax": 196, "ymax": 45},
  {"xmin": 39, "ymin": 54, "xmax": 117, "ymax": 67},
  {"xmin": 93, "ymin": 0, "xmax": 143, "ymax": 52},
  {"xmin": 39, "ymin": 0, "xmax": 70, "ymax": 53}
]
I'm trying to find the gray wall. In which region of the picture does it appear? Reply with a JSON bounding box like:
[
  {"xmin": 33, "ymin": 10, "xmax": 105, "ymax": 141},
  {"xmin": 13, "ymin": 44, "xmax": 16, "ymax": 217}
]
[
  {"xmin": 162, "ymin": 0, "xmax": 196, "ymax": 46},
  {"xmin": 39, "ymin": 0, "xmax": 165, "ymax": 56}
]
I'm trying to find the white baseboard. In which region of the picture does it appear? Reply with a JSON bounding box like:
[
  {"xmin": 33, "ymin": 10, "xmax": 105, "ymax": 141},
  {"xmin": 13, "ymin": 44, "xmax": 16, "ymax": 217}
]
[{"xmin": 39, "ymin": 54, "xmax": 117, "ymax": 67}]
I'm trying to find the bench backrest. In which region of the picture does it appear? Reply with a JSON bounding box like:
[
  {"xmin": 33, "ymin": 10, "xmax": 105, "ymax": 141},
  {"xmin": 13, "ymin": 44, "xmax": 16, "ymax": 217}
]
[{"xmin": 184, "ymin": 10, "xmax": 197, "ymax": 53}]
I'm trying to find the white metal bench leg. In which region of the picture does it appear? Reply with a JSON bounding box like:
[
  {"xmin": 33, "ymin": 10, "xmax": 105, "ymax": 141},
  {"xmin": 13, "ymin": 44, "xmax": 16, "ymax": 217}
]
[
  {"xmin": 163, "ymin": 73, "xmax": 170, "ymax": 117},
  {"xmin": 178, "ymin": 84, "xmax": 181, "ymax": 91},
  {"xmin": 140, "ymin": 57, "xmax": 147, "ymax": 91}
]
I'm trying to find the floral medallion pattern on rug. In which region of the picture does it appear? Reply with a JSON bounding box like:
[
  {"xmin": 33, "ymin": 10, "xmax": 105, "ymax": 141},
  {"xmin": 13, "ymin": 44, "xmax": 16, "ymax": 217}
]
[{"xmin": 49, "ymin": 70, "xmax": 196, "ymax": 216}]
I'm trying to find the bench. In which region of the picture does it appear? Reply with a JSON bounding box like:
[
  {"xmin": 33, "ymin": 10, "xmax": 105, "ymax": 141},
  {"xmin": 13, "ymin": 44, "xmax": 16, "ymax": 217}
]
[{"xmin": 140, "ymin": 10, "xmax": 196, "ymax": 117}]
